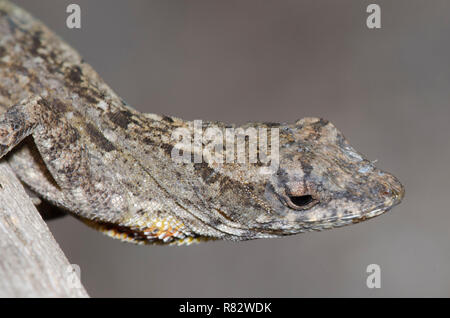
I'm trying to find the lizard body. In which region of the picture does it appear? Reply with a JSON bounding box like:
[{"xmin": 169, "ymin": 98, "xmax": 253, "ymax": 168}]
[{"xmin": 0, "ymin": 1, "xmax": 404, "ymax": 245}]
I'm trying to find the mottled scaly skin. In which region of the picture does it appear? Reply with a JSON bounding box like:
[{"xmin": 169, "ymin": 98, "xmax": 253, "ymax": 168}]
[{"xmin": 0, "ymin": 1, "xmax": 404, "ymax": 245}]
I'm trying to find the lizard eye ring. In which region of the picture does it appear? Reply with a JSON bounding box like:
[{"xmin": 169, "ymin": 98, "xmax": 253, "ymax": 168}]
[{"xmin": 285, "ymin": 193, "xmax": 318, "ymax": 210}]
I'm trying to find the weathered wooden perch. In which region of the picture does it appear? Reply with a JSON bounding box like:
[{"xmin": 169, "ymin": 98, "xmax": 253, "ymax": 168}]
[{"xmin": 0, "ymin": 161, "xmax": 88, "ymax": 297}]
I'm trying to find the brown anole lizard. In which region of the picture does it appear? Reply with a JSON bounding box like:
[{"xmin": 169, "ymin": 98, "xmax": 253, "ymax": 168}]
[{"xmin": 0, "ymin": 1, "xmax": 404, "ymax": 245}]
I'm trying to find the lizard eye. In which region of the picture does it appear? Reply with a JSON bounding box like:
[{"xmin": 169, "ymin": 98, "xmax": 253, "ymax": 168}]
[{"xmin": 285, "ymin": 194, "xmax": 318, "ymax": 210}]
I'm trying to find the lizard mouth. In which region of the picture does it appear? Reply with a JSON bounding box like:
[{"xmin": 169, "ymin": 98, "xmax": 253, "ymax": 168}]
[
  {"xmin": 332, "ymin": 179, "xmax": 405, "ymax": 226},
  {"xmin": 290, "ymin": 176, "xmax": 405, "ymax": 232},
  {"xmin": 344, "ymin": 169, "xmax": 405, "ymax": 223}
]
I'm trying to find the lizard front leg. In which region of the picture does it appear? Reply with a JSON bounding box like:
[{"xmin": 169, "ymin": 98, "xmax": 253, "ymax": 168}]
[
  {"xmin": 0, "ymin": 96, "xmax": 41, "ymax": 157},
  {"xmin": 0, "ymin": 96, "xmax": 124, "ymax": 222},
  {"xmin": 0, "ymin": 95, "xmax": 197, "ymax": 243},
  {"xmin": 0, "ymin": 96, "xmax": 76, "ymax": 210}
]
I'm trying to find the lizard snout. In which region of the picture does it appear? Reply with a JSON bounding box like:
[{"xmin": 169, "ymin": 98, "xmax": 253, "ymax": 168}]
[{"xmin": 384, "ymin": 173, "xmax": 405, "ymax": 207}]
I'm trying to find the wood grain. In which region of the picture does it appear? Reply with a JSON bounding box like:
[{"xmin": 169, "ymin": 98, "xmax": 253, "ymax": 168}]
[{"xmin": 0, "ymin": 161, "xmax": 88, "ymax": 297}]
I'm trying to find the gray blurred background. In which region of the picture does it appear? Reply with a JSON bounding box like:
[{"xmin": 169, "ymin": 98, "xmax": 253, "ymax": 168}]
[{"xmin": 11, "ymin": 0, "xmax": 450, "ymax": 297}]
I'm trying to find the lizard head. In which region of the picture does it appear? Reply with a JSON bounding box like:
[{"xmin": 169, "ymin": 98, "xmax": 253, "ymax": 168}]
[
  {"xmin": 213, "ymin": 117, "xmax": 404, "ymax": 240},
  {"xmin": 258, "ymin": 117, "xmax": 404, "ymax": 236}
]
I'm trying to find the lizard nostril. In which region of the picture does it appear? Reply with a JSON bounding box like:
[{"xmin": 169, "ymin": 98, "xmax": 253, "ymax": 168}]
[
  {"xmin": 380, "ymin": 173, "xmax": 405, "ymax": 203},
  {"xmin": 390, "ymin": 183, "xmax": 405, "ymax": 203}
]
